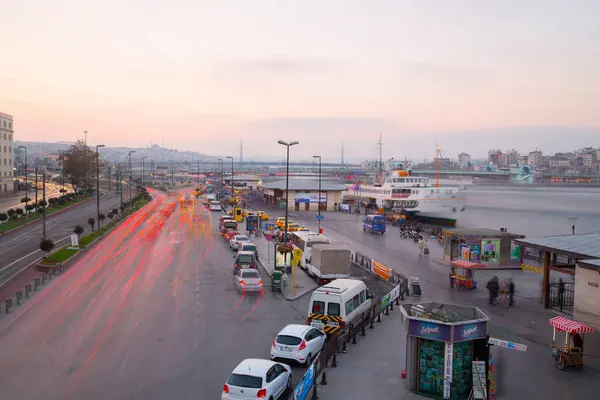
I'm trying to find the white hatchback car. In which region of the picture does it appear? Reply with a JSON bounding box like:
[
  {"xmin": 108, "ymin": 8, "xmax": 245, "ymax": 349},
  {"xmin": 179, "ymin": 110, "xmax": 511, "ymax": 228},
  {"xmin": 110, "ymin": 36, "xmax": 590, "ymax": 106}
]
[
  {"xmin": 270, "ymin": 324, "xmax": 326, "ymax": 366},
  {"xmin": 222, "ymin": 358, "xmax": 292, "ymax": 400}
]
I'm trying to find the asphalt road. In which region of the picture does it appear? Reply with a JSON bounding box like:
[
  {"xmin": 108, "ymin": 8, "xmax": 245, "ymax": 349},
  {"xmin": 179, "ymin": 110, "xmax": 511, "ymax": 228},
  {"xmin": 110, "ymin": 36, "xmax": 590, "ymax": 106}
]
[
  {"xmin": 0, "ymin": 189, "xmax": 123, "ymax": 289},
  {"xmin": 0, "ymin": 190, "xmax": 312, "ymax": 400}
]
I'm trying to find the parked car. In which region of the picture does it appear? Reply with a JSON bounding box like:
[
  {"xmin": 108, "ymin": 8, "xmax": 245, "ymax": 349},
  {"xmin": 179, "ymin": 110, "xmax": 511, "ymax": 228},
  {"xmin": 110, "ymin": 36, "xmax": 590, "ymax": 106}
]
[
  {"xmin": 256, "ymin": 211, "xmax": 269, "ymax": 221},
  {"xmin": 230, "ymin": 235, "xmax": 251, "ymax": 250},
  {"xmin": 270, "ymin": 324, "xmax": 326, "ymax": 366},
  {"xmin": 239, "ymin": 242, "xmax": 259, "ymax": 259},
  {"xmin": 234, "ymin": 251, "xmax": 258, "ymax": 271},
  {"xmin": 233, "ymin": 268, "xmax": 263, "ymax": 292},
  {"xmin": 275, "ymin": 217, "xmax": 286, "ymax": 229},
  {"xmin": 219, "ymin": 215, "xmax": 235, "ymax": 228},
  {"xmin": 221, "ymin": 220, "xmax": 239, "ymax": 234},
  {"xmin": 224, "ymin": 230, "xmax": 239, "ymax": 241},
  {"xmin": 222, "ymin": 358, "xmax": 292, "ymax": 400}
]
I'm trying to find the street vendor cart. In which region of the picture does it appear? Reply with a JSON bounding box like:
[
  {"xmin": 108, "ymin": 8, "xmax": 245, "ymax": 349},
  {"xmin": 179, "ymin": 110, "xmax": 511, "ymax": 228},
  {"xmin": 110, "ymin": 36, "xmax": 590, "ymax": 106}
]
[
  {"xmin": 549, "ymin": 316, "xmax": 595, "ymax": 370},
  {"xmin": 449, "ymin": 259, "xmax": 485, "ymax": 290}
]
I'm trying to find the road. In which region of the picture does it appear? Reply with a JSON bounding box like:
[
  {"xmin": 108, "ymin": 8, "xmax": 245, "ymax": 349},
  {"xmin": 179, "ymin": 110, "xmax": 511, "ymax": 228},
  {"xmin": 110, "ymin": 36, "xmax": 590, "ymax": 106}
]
[
  {"xmin": 0, "ymin": 182, "xmax": 69, "ymax": 213},
  {"xmin": 0, "ymin": 190, "xmax": 311, "ymax": 400},
  {"xmin": 0, "ymin": 189, "xmax": 123, "ymax": 289}
]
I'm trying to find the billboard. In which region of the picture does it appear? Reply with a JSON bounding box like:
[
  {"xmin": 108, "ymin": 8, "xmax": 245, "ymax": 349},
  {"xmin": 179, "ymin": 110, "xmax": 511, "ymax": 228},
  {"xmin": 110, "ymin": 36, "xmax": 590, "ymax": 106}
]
[{"xmin": 295, "ymin": 193, "xmax": 327, "ymax": 203}]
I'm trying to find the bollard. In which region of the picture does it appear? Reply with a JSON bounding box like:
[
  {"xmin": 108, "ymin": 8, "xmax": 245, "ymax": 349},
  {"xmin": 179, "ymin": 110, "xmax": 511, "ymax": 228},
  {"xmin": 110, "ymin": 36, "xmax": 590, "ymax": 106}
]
[
  {"xmin": 377, "ymin": 312, "xmax": 381, "ymax": 323},
  {"xmin": 331, "ymin": 353, "xmax": 337, "ymax": 368},
  {"xmin": 41, "ymin": 274, "xmax": 46, "ymax": 285},
  {"xmin": 352, "ymin": 333, "xmax": 357, "ymax": 345},
  {"xmin": 25, "ymin": 284, "xmax": 32, "ymax": 297},
  {"xmin": 370, "ymin": 317, "xmax": 374, "ymax": 329},
  {"xmin": 385, "ymin": 306, "xmax": 389, "ymax": 316},
  {"xmin": 34, "ymin": 278, "xmax": 41, "ymax": 290},
  {"xmin": 361, "ymin": 325, "xmax": 366, "ymax": 337},
  {"xmin": 342, "ymin": 341, "xmax": 347, "ymax": 353},
  {"xmin": 312, "ymin": 381, "xmax": 319, "ymax": 400},
  {"xmin": 390, "ymin": 301, "xmax": 394, "ymax": 311},
  {"xmin": 5, "ymin": 298, "xmax": 12, "ymax": 313},
  {"xmin": 321, "ymin": 371, "xmax": 328, "ymax": 386},
  {"xmin": 16, "ymin": 290, "xmax": 23, "ymax": 305}
]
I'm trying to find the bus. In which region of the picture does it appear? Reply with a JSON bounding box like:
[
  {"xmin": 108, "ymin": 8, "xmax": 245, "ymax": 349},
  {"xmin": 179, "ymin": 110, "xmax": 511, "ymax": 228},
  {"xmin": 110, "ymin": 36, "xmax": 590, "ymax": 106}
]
[{"xmin": 291, "ymin": 231, "xmax": 331, "ymax": 268}]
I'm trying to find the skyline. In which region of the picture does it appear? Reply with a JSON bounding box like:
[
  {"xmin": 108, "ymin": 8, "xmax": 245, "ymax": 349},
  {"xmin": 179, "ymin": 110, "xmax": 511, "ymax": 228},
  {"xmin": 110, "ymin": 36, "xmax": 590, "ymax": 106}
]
[{"xmin": 2, "ymin": 1, "xmax": 599, "ymax": 160}]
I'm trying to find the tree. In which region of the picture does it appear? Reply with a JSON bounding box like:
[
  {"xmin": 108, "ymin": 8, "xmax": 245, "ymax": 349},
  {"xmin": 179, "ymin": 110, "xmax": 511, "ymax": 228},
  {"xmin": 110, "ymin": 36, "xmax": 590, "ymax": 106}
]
[
  {"xmin": 25, "ymin": 204, "xmax": 34, "ymax": 214},
  {"xmin": 87, "ymin": 217, "xmax": 95, "ymax": 231},
  {"xmin": 73, "ymin": 225, "xmax": 84, "ymax": 237},
  {"xmin": 0, "ymin": 213, "xmax": 7, "ymax": 223},
  {"xmin": 21, "ymin": 197, "xmax": 31, "ymax": 205},
  {"xmin": 98, "ymin": 213, "xmax": 106, "ymax": 227},
  {"xmin": 63, "ymin": 139, "xmax": 97, "ymax": 192},
  {"xmin": 40, "ymin": 238, "xmax": 55, "ymax": 253},
  {"xmin": 112, "ymin": 208, "xmax": 118, "ymax": 215},
  {"xmin": 38, "ymin": 199, "xmax": 47, "ymax": 208}
]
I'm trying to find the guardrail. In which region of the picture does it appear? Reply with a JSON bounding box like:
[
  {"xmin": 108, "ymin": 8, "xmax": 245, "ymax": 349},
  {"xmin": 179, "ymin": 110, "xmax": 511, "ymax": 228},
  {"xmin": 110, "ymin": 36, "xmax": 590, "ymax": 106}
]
[{"xmin": 351, "ymin": 251, "xmax": 409, "ymax": 297}]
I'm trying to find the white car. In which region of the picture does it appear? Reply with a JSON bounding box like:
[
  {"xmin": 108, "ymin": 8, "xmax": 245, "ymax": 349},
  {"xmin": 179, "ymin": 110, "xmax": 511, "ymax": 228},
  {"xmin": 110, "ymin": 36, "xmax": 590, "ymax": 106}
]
[
  {"xmin": 222, "ymin": 358, "xmax": 292, "ymax": 400},
  {"xmin": 229, "ymin": 235, "xmax": 250, "ymax": 250},
  {"xmin": 234, "ymin": 269, "xmax": 263, "ymax": 293},
  {"xmin": 210, "ymin": 201, "xmax": 222, "ymax": 211},
  {"xmin": 270, "ymin": 324, "xmax": 326, "ymax": 366}
]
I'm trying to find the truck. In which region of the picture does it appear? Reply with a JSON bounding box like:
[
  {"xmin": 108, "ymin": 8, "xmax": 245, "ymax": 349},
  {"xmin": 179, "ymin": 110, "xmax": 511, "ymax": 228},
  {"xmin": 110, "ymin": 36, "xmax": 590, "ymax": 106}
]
[{"xmin": 306, "ymin": 244, "xmax": 352, "ymax": 284}]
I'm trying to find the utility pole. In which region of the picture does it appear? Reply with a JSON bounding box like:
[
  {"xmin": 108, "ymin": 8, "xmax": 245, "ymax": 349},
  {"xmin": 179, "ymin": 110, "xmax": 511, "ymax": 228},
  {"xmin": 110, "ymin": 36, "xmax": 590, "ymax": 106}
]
[
  {"xmin": 141, "ymin": 156, "xmax": 147, "ymax": 186},
  {"xmin": 42, "ymin": 171, "xmax": 47, "ymax": 239},
  {"xmin": 96, "ymin": 145, "xmax": 105, "ymax": 228},
  {"xmin": 108, "ymin": 165, "xmax": 112, "ymax": 191},
  {"xmin": 313, "ymin": 155, "xmax": 322, "ymax": 233},
  {"xmin": 196, "ymin": 160, "xmax": 200, "ymax": 188},
  {"xmin": 227, "ymin": 156, "xmax": 234, "ymax": 199},
  {"xmin": 34, "ymin": 167, "xmax": 38, "ymax": 206},
  {"xmin": 18, "ymin": 146, "xmax": 27, "ymax": 201},
  {"xmin": 378, "ymin": 133, "xmax": 383, "ymax": 177},
  {"xmin": 128, "ymin": 150, "xmax": 136, "ymax": 208}
]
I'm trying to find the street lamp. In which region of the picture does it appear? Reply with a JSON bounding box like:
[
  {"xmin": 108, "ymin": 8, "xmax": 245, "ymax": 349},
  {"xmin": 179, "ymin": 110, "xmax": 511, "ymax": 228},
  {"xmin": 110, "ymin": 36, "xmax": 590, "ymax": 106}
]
[
  {"xmin": 96, "ymin": 145, "xmax": 105, "ymax": 227},
  {"xmin": 313, "ymin": 155, "xmax": 322, "ymax": 233},
  {"xmin": 141, "ymin": 156, "xmax": 148, "ymax": 186},
  {"xmin": 227, "ymin": 156, "xmax": 234, "ymax": 199},
  {"xmin": 18, "ymin": 145, "xmax": 27, "ymax": 202},
  {"xmin": 128, "ymin": 150, "xmax": 136, "ymax": 208},
  {"xmin": 569, "ymin": 217, "xmax": 577, "ymax": 235},
  {"xmin": 277, "ymin": 140, "xmax": 299, "ymax": 242},
  {"xmin": 217, "ymin": 158, "xmax": 223, "ymax": 197}
]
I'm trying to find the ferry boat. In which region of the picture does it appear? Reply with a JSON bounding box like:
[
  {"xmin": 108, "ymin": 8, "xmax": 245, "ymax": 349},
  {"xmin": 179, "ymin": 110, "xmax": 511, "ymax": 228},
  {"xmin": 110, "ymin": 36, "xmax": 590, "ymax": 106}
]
[{"xmin": 344, "ymin": 168, "xmax": 466, "ymax": 215}]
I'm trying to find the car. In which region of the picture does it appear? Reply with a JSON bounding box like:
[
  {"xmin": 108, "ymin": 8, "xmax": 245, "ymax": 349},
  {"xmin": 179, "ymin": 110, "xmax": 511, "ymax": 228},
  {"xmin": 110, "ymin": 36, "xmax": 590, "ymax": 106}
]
[
  {"xmin": 230, "ymin": 235, "xmax": 251, "ymax": 250},
  {"xmin": 239, "ymin": 242, "xmax": 259, "ymax": 259},
  {"xmin": 256, "ymin": 211, "xmax": 269, "ymax": 221},
  {"xmin": 210, "ymin": 201, "xmax": 222, "ymax": 211},
  {"xmin": 275, "ymin": 217, "xmax": 287, "ymax": 229},
  {"xmin": 222, "ymin": 358, "xmax": 292, "ymax": 400},
  {"xmin": 270, "ymin": 324, "xmax": 326, "ymax": 366},
  {"xmin": 224, "ymin": 230, "xmax": 239, "ymax": 241},
  {"xmin": 220, "ymin": 215, "xmax": 235, "ymax": 228},
  {"xmin": 234, "ymin": 268, "xmax": 263, "ymax": 292},
  {"xmin": 234, "ymin": 251, "xmax": 257, "ymax": 271},
  {"xmin": 221, "ymin": 220, "xmax": 239, "ymax": 234},
  {"xmin": 287, "ymin": 223, "xmax": 301, "ymax": 232},
  {"xmin": 297, "ymin": 227, "xmax": 310, "ymax": 232}
]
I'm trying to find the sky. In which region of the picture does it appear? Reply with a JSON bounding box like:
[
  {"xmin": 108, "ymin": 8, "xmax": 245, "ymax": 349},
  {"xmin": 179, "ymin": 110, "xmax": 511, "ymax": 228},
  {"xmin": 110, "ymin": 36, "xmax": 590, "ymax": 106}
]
[{"xmin": 1, "ymin": 0, "xmax": 599, "ymax": 162}]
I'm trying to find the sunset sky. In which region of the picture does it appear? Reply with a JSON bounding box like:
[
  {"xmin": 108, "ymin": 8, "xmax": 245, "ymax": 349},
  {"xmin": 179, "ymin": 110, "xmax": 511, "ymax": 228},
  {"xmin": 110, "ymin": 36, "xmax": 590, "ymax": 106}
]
[{"xmin": 1, "ymin": 0, "xmax": 599, "ymax": 161}]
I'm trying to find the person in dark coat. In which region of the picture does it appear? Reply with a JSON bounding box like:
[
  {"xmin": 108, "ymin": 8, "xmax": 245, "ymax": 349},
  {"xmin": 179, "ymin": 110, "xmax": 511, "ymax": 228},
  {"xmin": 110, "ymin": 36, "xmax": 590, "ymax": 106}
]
[
  {"xmin": 486, "ymin": 277, "xmax": 499, "ymax": 305},
  {"xmin": 509, "ymin": 278, "xmax": 515, "ymax": 306}
]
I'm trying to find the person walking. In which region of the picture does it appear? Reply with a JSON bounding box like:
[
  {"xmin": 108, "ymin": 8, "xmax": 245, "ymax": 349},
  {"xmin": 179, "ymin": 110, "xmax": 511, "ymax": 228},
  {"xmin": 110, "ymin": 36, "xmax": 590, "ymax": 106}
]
[
  {"xmin": 509, "ymin": 278, "xmax": 515, "ymax": 306},
  {"xmin": 558, "ymin": 278, "xmax": 565, "ymax": 312},
  {"xmin": 423, "ymin": 239, "xmax": 430, "ymax": 258},
  {"xmin": 486, "ymin": 277, "xmax": 499, "ymax": 305},
  {"xmin": 418, "ymin": 237, "xmax": 424, "ymax": 257}
]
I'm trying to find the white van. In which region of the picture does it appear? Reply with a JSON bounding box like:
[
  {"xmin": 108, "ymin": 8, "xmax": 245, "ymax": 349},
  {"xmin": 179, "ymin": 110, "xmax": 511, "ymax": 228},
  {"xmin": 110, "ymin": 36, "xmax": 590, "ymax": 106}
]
[
  {"xmin": 307, "ymin": 279, "xmax": 372, "ymax": 332},
  {"xmin": 210, "ymin": 201, "xmax": 222, "ymax": 211},
  {"xmin": 291, "ymin": 231, "xmax": 331, "ymax": 268}
]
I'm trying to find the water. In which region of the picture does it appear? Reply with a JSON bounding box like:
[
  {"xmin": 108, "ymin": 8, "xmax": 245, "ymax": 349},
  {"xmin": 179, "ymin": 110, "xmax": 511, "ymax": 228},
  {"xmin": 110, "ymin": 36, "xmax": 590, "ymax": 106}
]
[{"xmin": 457, "ymin": 185, "xmax": 600, "ymax": 237}]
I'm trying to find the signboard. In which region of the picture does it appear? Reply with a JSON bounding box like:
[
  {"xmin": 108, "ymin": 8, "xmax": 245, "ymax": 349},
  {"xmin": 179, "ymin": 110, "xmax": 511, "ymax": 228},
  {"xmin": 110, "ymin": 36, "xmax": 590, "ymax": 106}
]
[
  {"xmin": 316, "ymin": 215, "xmax": 324, "ymax": 219},
  {"xmin": 472, "ymin": 361, "xmax": 487, "ymax": 399},
  {"xmin": 488, "ymin": 337, "xmax": 528, "ymax": 352},
  {"xmin": 408, "ymin": 320, "xmax": 452, "ymax": 342},
  {"xmin": 295, "ymin": 193, "xmax": 327, "ymax": 204},
  {"xmin": 293, "ymin": 362, "xmax": 315, "ymax": 400},
  {"xmin": 380, "ymin": 293, "xmax": 391, "ymax": 312},
  {"xmin": 70, "ymin": 233, "xmax": 79, "ymax": 248},
  {"xmin": 460, "ymin": 244, "xmax": 470, "ymax": 261},
  {"xmin": 453, "ymin": 321, "xmax": 487, "ymax": 342},
  {"xmin": 372, "ymin": 260, "xmax": 391, "ymax": 281},
  {"xmin": 510, "ymin": 242, "xmax": 521, "ymax": 261},
  {"xmin": 443, "ymin": 342, "xmax": 453, "ymax": 399},
  {"xmin": 274, "ymin": 245, "xmax": 292, "ymax": 268}
]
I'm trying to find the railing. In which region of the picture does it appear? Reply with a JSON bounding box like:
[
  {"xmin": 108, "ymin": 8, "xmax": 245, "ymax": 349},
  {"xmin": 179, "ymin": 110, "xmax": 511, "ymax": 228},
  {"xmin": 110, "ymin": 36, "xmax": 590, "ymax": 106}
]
[
  {"xmin": 548, "ymin": 282, "xmax": 575, "ymax": 315},
  {"xmin": 351, "ymin": 251, "xmax": 409, "ymax": 297}
]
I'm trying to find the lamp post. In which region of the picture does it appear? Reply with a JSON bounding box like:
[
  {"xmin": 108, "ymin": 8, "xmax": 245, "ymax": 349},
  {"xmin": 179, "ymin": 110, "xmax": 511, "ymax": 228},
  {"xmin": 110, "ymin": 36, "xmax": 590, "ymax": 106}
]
[
  {"xmin": 313, "ymin": 155, "xmax": 322, "ymax": 233},
  {"xmin": 18, "ymin": 146, "xmax": 27, "ymax": 202},
  {"xmin": 59, "ymin": 150, "xmax": 66, "ymax": 194},
  {"xmin": 96, "ymin": 144, "xmax": 105, "ymax": 227},
  {"xmin": 217, "ymin": 159, "xmax": 223, "ymax": 198},
  {"xmin": 128, "ymin": 150, "xmax": 136, "ymax": 208},
  {"xmin": 569, "ymin": 217, "xmax": 577, "ymax": 235},
  {"xmin": 141, "ymin": 156, "xmax": 147, "ymax": 186},
  {"xmin": 227, "ymin": 156, "xmax": 234, "ymax": 199},
  {"xmin": 42, "ymin": 170, "xmax": 47, "ymax": 239},
  {"xmin": 168, "ymin": 160, "xmax": 173, "ymax": 188},
  {"xmin": 277, "ymin": 140, "xmax": 299, "ymax": 243}
]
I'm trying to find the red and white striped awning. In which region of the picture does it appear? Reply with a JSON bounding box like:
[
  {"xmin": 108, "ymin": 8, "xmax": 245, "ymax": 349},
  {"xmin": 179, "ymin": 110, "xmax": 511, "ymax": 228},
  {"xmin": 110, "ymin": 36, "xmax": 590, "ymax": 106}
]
[{"xmin": 549, "ymin": 316, "xmax": 596, "ymax": 334}]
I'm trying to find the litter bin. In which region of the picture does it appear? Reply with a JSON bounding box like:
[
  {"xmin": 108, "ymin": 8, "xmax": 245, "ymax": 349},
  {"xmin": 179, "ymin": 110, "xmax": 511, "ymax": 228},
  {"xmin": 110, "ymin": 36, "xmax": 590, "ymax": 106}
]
[
  {"xmin": 272, "ymin": 270, "xmax": 282, "ymax": 293},
  {"xmin": 410, "ymin": 277, "xmax": 421, "ymax": 296}
]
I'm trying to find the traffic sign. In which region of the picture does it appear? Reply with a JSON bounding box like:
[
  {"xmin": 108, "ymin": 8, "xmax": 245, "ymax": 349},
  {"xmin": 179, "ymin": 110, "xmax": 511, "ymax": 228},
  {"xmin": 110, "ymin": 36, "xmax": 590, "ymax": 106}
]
[
  {"xmin": 316, "ymin": 215, "xmax": 324, "ymax": 219},
  {"xmin": 265, "ymin": 234, "xmax": 273, "ymax": 242},
  {"xmin": 488, "ymin": 337, "xmax": 528, "ymax": 352}
]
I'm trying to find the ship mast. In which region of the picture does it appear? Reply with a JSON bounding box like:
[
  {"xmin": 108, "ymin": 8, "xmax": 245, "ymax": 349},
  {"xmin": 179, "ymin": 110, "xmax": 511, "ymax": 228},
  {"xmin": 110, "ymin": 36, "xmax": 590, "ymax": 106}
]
[{"xmin": 435, "ymin": 142, "xmax": 441, "ymax": 188}]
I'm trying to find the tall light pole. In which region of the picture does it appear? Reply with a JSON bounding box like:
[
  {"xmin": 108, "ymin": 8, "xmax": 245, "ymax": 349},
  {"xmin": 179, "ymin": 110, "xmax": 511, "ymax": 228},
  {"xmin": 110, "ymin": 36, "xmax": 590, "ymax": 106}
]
[
  {"xmin": 168, "ymin": 160, "xmax": 173, "ymax": 188},
  {"xmin": 227, "ymin": 156, "xmax": 234, "ymax": 199},
  {"xmin": 277, "ymin": 140, "xmax": 299, "ymax": 242},
  {"xmin": 128, "ymin": 150, "xmax": 136, "ymax": 207},
  {"xmin": 313, "ymin": 155, "xmax": 322, "ymax": 233},
  {"xmin": 141, "ymin": 156, "xmax": 147, "ymax": 186},
  {"xmin": 18, "ymin": 145, "xmax": 27, "ymax": 202},
  {"xmin": 217, "ymin": 159, "xmax": 223, "ymax": 197},
  {"xmin": 42, "ymin": 170, "xmax": 47, "ymax": 239},
  {"xmin": 196, "ymin": 160, "xmax": 201, "ymax": 189},
  {"xmin": 84, "ymin": 130, "xmax": 89, "ymax": 186},
  {"xmin": 569, "ymin": 217, "xmax": 577, "ymax": 235},
  {"xmin": 96, "ymin": 145, "xmax": 105, "ymax": 227}
]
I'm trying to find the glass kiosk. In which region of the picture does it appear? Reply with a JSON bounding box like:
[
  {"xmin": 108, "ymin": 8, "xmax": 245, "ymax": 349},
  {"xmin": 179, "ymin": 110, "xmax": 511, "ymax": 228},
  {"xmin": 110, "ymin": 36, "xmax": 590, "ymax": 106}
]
[{"xmin": 400, "ymin": 302, "xmax": 490, "ymax": 399}]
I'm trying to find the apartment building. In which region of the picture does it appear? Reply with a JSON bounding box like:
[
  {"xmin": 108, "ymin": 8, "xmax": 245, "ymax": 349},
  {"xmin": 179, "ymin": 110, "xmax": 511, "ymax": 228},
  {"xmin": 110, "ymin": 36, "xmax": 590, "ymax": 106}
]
[{"xmin": 0, "ymin": 113, "xmax": 14, "ymax": 193}]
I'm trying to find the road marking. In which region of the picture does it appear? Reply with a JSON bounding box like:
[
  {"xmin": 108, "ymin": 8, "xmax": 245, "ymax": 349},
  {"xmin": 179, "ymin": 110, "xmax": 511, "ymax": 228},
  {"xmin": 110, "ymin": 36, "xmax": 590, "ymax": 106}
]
[
  {"xmin": 0, "ymin": 222, "xmax": 61, "ymax": 256},
  {"xmin": 119, "ymin": 349, "xmax": 130, "ymax": 376}
]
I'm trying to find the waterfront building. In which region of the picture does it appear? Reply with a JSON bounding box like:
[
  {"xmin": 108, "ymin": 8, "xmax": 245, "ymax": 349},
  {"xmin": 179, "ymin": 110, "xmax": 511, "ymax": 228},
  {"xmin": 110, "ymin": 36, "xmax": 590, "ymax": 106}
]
[
  {"xmin": 0, "ymin": 112, "xmax": 14, "ymax": 193},
  {"xmin": 458, "ymin": 152, "xmax": 471, "ymax": 168}
]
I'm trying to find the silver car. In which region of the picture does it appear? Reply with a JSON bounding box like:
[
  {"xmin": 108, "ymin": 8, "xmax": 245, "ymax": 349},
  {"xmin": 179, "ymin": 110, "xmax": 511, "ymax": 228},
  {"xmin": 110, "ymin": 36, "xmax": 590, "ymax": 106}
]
[
  {"xmin": 234, "ymin": 269, "xmax": 263, "ymax": 293},
  {"xmin": 229, "ymin": 234, "xmax": 250, "ymax": 250}
]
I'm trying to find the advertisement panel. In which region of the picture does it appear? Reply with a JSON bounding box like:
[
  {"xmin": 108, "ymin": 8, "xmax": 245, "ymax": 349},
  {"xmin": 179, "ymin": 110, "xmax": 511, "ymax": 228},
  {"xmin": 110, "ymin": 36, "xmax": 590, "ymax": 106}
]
[
  {"xmin": 408, "ymin": 320, "xmax": 452, "ymax": 342},
  {"xmin": 510, "ymin": 242, "xmax": 521, "ymax": 261},
  {"xmin": 481, "ymin": 239, "xmax": 501, "ymax": 263},
  {"xmin": 293, "ymin": 362, "xmax": 315, "ymax": 400},
  {"xmin": 460, "ymin": 244, "xmax": 470, "ymax": 261},
  {"xmin": 453, "ymin": 321, "xmax": 487, "ymax": 342},
  {"xmin": 295, "ymin": 193, "xmax": 327, "ymax": 204},
  {"xmin": 274, "ymin": 245, "xmax": 292, "ymax": 268},
  {"xmin": 443, "ymin": 342, "xmax": 453, "ymax": 399},
  {"xmin": 372, "ymin": 260, "xmax": 391, "ymax": 281}
]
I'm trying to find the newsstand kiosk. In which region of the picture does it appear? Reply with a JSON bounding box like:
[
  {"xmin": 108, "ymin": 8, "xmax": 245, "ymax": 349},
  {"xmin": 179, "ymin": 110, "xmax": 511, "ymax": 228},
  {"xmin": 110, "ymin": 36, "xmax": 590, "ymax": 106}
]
[{"xmin": 400, "ymin": 302, "xmax": 490, "ymax": 399}]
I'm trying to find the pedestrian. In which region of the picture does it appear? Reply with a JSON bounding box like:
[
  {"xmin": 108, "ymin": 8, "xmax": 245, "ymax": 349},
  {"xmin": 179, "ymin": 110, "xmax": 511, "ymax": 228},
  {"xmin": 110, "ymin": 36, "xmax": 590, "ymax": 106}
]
[
  {"xmin": 424, "ymin": 240, "xmax": 430, "ymax": 257},
  {"xmin": 418, "ymin": 238, "xmax": 424, "ymax": 257},
  {"xmin": 558, "ymin": 278, "xmax": 565, "ymax": 311},
  {"xmin": 508, "ymin": 278, "xmax": 515, "ymax": 306},
  {"xmin": 486, "ymin": 277, "xmax": 499, "ymax": 305}
]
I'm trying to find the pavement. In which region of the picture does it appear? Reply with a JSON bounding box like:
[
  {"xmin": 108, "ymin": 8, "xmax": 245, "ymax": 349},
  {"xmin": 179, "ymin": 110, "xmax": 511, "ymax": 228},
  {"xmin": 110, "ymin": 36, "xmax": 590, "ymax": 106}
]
[
  {"xmin": 0, "ymin": 183, "xmax": 70, "ymax": 213},
  {"xmin": 252, "ymin": 204, "xmax": 600, "ymax": 399},
  {"xmin": 0, "ymin": 189, "xmax": 315, "ymax": 399}
]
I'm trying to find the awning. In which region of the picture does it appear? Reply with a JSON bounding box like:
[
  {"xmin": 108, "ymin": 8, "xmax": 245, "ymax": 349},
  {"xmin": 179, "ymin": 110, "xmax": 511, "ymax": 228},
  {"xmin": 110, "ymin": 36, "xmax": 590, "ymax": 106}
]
[
  {"xmin": 549, "ymin": 316, "xmax": 596, "ymax": 334},
  {"xmin": 450, "ymin": 260, "xmax": 486, "ymax": 269}
]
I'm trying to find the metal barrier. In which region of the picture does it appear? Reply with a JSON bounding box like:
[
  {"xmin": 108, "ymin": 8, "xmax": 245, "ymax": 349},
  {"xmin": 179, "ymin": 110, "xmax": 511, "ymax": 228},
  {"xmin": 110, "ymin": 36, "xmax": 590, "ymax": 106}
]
[
  {"xmin": 548, "ymin": 282, "xmax": 574, "ymax": 315},
  {"xmin": 351, "ymin": 251, "xmax": 409, "ymax": 298}
]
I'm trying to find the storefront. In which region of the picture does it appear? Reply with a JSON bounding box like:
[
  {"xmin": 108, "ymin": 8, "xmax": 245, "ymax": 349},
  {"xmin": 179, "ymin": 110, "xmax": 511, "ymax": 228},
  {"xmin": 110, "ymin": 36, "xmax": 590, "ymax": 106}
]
[
  {"xmin": 257, "ymin": 180, "xmax": 346, "ymax": 211},
  {"xmin": 443, "ymin": 228, "xmax": 525, "ymax": 267},
  {"xmin": 400, "ymin": 302, "xmax": 490, "ymax": 399}
]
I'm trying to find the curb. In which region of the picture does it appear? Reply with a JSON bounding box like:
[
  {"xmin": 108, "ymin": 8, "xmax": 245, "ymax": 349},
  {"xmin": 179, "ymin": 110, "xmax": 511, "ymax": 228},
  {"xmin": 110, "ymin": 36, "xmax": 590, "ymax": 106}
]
[{"xmin": 0, "ymin": 196, "xmax": 94, "ymax": 238}]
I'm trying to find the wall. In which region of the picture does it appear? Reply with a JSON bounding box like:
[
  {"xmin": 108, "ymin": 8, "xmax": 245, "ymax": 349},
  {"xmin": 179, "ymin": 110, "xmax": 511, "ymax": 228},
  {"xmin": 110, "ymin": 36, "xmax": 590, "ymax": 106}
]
[
  {"xmin": 574, "ymin": 265, "xmax": 600, "ymax": 329},
  {"xmin": 283, "ymin": 190, "xmax": 342, "ymax": 211}
]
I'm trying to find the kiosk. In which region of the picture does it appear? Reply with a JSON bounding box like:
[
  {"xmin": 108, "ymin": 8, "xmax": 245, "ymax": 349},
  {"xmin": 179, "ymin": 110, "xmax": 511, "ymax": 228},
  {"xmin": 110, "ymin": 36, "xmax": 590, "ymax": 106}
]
[{"xmin": 400, "ymin": 302, "xmax": 490, "ymax": 399}]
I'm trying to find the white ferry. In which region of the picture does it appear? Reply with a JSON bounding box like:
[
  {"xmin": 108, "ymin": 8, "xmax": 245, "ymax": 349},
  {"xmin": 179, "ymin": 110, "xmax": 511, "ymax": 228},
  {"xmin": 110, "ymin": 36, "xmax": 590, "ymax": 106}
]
[{"xmin": 345, "ymin": 168, "xmax": 466, "ymax": 215}]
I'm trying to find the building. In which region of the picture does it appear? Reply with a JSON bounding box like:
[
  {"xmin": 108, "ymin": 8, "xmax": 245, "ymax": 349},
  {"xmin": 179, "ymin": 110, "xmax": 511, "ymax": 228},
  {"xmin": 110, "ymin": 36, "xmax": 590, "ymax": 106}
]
[
  {"xmin": 517, "ymin": 155, "xmax": 529, "ymax": 165},
  {"xmin": 487, "ymin": 149, "xmax": 502, "ymax": 166},
  {"xmin": 583, "ymin": 152, "xmax": 597, "ymax": 167},
  {"xmin": 0, "ymin": 112, "xmax": 14, "ymax": 193},
  {"xmin": 548, "ymin": 157, "xmax": 571, "ymax": 169},
  {"xmin": 257, "ymin": 180, "xmax": 346, "ymax": 211},
  {"xmin": 457, "ymin": 152, "xmax": 471, "ymax": 167},
  {"xmin": 506, "ymin": 149, "xmax": 520, "ymax": 165},
  {"xmin": 528, "ymin": 150, "xmax": 543, "ymax": 166}
]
